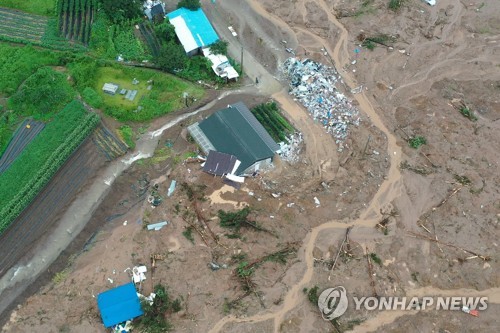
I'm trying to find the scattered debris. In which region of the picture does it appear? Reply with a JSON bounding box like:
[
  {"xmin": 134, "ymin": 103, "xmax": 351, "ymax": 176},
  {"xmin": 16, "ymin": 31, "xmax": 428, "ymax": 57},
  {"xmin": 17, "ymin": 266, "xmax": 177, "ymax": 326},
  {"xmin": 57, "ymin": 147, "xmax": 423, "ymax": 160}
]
[
  {"xmin": 287, "ymin": 202, "xmax": 295, "ymax": 207},
  {"xmin": 281, "ymin": 58, "xmax": 359, "ymax": 150},
  {"xmin": 314, "ymin": 197, "xmax": 321, "ymax": 207},
  {"xmin": 208, "ymin": 261, "xmax": 228, "ymax": 271},
  {"xmin": 113, "ymin": 320, "xmax": 133, "ymax": 333},
  {"xmin": 228, "ymin": 26, "xmax": 237, "ymax": 36},
  {"xmin": 278, "ymin": 132, "xmax": 303, "ymax": 163},
  {"xmin": 146, "ymin": 221, "xmax": 169, "ymax": 231},
  {"xmin": 167, "ymin": 180, "xmax": 177, "ymax": 197},
  {"xmin": 132, "ymin": 266, "xmax": 147, "ymax": 283},
  {"xmin": 107, "ymin": 278, "xmax": 114, "ymax": 284}
]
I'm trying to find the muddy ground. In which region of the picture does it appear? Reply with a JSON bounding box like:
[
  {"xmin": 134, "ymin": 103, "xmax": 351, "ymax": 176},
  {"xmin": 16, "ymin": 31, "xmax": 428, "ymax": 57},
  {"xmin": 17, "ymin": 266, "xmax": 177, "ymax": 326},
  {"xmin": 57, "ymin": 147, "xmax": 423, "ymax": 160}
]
[{"xmin": 2, "ymin": 0, "xmax": 499, "ymax": 332}]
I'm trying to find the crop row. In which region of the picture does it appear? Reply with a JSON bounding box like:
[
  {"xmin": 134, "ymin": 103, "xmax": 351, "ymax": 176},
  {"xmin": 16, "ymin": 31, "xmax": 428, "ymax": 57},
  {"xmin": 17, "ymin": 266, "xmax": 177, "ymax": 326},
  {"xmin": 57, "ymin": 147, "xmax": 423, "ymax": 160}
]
[
  {"xmin": 139, "ymin": 22, "xmax": 161, "ymax": 57},
  {"xmin": 57, "ymin": 0, "xmax": 97, "ymax": 45},
  {"xmin": 251, "ymin": 102, "xmax": 295, "ymax": 143},
  {"xmin": 0, "ymin": 109, "xmax": 99, "ymax": 233}
]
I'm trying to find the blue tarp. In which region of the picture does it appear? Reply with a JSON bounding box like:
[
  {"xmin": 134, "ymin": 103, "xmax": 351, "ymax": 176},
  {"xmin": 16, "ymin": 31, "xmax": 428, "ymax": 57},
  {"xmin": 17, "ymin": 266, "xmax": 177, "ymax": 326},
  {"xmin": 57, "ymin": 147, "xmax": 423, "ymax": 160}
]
[
  {"xmin": 97, "ymin": 282, "xmax": 144, "ymax": 328},
  {"xmin": 166, "ymin": 8, "xmax": 219, "ymax": 48}
]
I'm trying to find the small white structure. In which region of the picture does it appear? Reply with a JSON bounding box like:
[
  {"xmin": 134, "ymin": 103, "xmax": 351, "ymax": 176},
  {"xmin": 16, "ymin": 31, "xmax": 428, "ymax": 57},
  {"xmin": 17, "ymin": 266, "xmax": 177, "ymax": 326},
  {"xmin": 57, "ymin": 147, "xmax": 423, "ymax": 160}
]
[
  {"xmin": 132, "ymin": 266, "xmax": 147, "ymax": 283},
  {"xmin": 202, "ymin": 48, "xmax": 239, "ymax": 80},
  {"xmin": 423, "ymin": 0, "xmax": 436, "ymax": 5},
  {"xmin": 102, "ymin": 83, "xmax": 119, "ymax": 95}
]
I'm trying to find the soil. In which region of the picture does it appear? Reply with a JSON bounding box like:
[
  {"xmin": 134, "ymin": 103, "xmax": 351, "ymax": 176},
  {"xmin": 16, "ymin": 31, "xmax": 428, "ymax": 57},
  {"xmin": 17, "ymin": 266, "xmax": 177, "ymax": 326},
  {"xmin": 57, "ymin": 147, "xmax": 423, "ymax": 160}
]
[{"xmin": 1, "ymin": 0, "xmax": 499, "ymax": 332}]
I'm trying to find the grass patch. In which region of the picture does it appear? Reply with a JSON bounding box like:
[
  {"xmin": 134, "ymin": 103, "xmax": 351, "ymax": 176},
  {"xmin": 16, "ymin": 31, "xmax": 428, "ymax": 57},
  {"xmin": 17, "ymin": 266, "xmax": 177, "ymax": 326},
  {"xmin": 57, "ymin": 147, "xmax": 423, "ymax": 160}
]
[
  {"xmin": 182, "ymin": 226, "xmax": 195, "ymax": 244},
  {"xmin": 94, "ymin": 66, "xmax": 204, "ymax": 122},
  {"xmin": 117, "ymin": 125, "xmax": 135, "ymax": 149},
  {"xmin": 459, "ymin": 106, "xmax": 478, "ymax": 121},
  {"xmin": 0, "ymin": 0, "xmax": 56, "ymax": 16},
  {"xmin": 370, "ymin": 253, "xmax": 382, "ymax": 266},
  {"xmin": 388, "ymin": 0, "xmax": 404, "ymax": 11},
  {"xmin": 52, "ymin": 268, "xmax": 70, "ymax": 284},
  {"xmin": 408, "ymin": 136, "xmax": 426, "ymax": 149}
]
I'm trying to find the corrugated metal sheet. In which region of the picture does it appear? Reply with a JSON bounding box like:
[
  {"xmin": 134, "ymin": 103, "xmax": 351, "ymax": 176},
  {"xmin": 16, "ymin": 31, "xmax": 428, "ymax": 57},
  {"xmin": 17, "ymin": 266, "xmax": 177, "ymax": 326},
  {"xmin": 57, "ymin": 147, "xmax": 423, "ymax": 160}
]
[
  {"xmin": 167, "ymin": 8, "xmax": 219, "ymax": 53},
  {"xmin": 97, "ymin": 282, "xmax": 143, "ymax": 328},
  {"xmin": 203, "ymin": 150, "xmax": 238, "ymax": 176},
  {"xmin": 198, "ymin": 102, "xmax": 278, "ymax": 175}
]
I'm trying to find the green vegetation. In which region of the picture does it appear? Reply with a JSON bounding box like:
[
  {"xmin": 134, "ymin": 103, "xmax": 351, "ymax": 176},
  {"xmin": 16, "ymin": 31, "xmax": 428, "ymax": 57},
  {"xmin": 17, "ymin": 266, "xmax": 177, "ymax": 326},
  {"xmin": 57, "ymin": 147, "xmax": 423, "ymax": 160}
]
[
  {"xmin": 94, "ymin": 66, "xmax": 204, "ymax": 122},
  {"xmin": 305, "ymin": 286, "xmax": 319, "ymax": 304},
  {"xmin": 0, "ymin": 44, "xmax": 61, "ymax": 95},
  {"xmin": 361, "ymin": 33, "xmax": 396, "ymax": 50},
  {"xmin": 177, "ymin": 0, "xmax": 201, "ymax": 10},
  {"xmin": 100, "ymin": 0, "xmax": 142, "ymax": 23},
  {"xmin": 408, "ymin": 136, "xmax": 427, "ymax": 149},
  {"xmin": 459, "ymin": 106, "xmax": 478, "ymax": 121},
  {"xmin": 113, "ymin": 24, "xmax": 147, "ymax": 61},
  {"xmin": 137, "ymin": 284, "xmax": 182, "ymax": 333},
  {"xmin": 117, "ymin": 125, "xmax": 135, "ymax": 149},
  {"xmin": 251, "ymin": 101, "xmax": 294, "ymax": 143},
  {"xmin": 355, "ymin": 0, "xmax": 376, "ymax": 17},
  {"xmin": 8, "ymin": 67, "xmax": 75, "ymax": 119},
  {"xmin": 370, "ymin": 253, "xmax": 382, "ymax": 266},
  {"xmin": 0, "ymin": 100, "xmax": 99, "ymax": 233},
  {"xmin": 388, "ymin": 0, "xmax": 404, "ymax": 11},
  {"xmin": 57, "ymin": 0, "xmax": 97, "ymax": 45},
  {"xmin": 0, "ymin": 0, "xmax": 56, "ymax": 16},
  {"xmin": 209, "ymin": 40, "xmax": 229, "ymax": 56},
  {"xmin": 182, "ymin": 226, "xmax": 195, "ymax": 244},
  {"xmin": 82, "ymin": 87, "xmax": 103, "ymax": 108}
]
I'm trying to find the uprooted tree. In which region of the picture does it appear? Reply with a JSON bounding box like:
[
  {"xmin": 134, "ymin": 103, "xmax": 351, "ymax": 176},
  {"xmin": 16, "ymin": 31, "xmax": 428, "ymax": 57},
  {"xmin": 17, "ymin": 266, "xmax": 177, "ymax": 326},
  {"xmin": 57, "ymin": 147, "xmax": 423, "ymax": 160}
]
[{"xmin": 137, "ymin": 284, "xmax": 182, "ymax": 333}]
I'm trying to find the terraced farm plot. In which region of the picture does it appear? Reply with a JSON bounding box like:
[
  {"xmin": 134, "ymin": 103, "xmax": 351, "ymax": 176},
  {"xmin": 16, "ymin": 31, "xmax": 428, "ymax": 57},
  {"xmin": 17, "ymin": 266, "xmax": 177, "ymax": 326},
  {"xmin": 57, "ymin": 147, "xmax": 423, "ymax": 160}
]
[
  {"xmin": 0, "ymin": 7, "xmax": 48, "ymax": 43},
  {"xmin": 0, "ymin": 120, "xmax": 45, "ymax": 173},
  {"xmin": 92, "ymin": 124, "xmax": 128, "ymax": 161}
]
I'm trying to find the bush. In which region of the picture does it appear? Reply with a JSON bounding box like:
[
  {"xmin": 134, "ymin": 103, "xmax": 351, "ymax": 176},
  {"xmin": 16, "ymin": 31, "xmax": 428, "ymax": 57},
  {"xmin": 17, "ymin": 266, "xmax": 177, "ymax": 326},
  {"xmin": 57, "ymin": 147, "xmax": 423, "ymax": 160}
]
[
  {"xmin": 117, "ymin": 125, "xmax": 135, "ymax": 149},
  {"xmin": 156, "ymin": 42, "xmax": 188, "ymax": 72},
  {"xmin": 388, "ymin": 0, "xmax": 403, "ymax": 11},
  {"xmin": 137, "ymin": 284, "xmax": 182, "ymax": 333},
  {"xmin": 408, "ymin": 136, "xmax": 426, "ymax": 149},
  {"xmin": 82, "ymin": 87, "xmax": 103, "ymax": 108},
  {"xmin": 209, "ymin": 40, "xmax": 229, "ymax": 55},
  {"xmin": 177, "ymin": 0, "xmax": 200, "ymax": 10},
  {"xmin": 113, "ymin": 25, "xmax": 147, "ymax": 61},
  {"xmin": 251, "ymin": 101, "xmax": 294, "ymax": 143},
  {"xmin": 8, "ymin": 67, "xmax": 75, "ymax": 119}
]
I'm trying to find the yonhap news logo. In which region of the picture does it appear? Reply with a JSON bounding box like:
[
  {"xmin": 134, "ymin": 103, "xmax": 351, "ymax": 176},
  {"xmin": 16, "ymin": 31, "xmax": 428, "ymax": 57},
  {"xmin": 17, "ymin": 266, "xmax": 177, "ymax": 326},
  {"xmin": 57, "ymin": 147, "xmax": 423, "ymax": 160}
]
[{"xmin": 317, "ymin": 286, "xmax": 488, "ymax": 320}]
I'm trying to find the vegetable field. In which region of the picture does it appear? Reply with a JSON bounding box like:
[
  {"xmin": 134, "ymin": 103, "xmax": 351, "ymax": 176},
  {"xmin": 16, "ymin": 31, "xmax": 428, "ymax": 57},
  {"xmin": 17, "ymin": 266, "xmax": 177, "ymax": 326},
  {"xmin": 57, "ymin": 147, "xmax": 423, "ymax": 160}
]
[
  {"xmin": 0, "ymin": 120, "xmax": 45, "ymax": 173},
  {"xmin": 92, "ymin": 124, "xmax": 128, "ymax": 161},
  {"xmin": 57, "ymin": 0, "xmax": 96, "ymax": 45},
  {"xmin": 251, "ymin": 102, "xmax": 295, "ymax": 143},
  {"xmin": 0, "ymin": 7, "xmax": 48, "ymax": 44},
  {"xmin": 139, "ymin": 21, "xmax": 161, "ymax": 57},
  {"xmin": 0, "ymin": 136, "xmax": 106, "ymax": 277},
  {"xmin": 0, "ymin": 101, "xmax": 99, "ymax": 234},
  {"xmin": 0, "ymin": 0, "xmax": 56, "ymax": 16}
]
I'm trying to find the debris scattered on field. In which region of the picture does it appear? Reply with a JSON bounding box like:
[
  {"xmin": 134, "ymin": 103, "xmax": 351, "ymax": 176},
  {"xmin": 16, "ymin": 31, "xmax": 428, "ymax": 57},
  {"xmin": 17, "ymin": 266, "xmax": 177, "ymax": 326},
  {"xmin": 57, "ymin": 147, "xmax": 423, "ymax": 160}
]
[
  {"xmin": 248, "ymin": 191, "xmax": 254, "ymax": 196},
  {"xmin": 208, "ymin": 261, "xmax": 228, "ymax": 271},
  {"xmin": 132, "ymin": 266, "xmax": 147, "ymax": 283},
  {"xmin": 314, "ymin": 197, "xmax": 321, "ymax": 207},
  {"xmin": 167, "ymin": 180, "xmax": 177, "ymax": 197},
  {"xmin": 279, "ymin": 132, "xmax": 303, "ymax": 163},
  {"xmin": 113, "ymin": 320, "xmax": 133, "ymax": 333},
  {"xmin": 281, "ymin": 58, "xmax": 359, "ymax": 151},
  {"xmin": 146, "ymin": 221, "xmax": 169, "ymax": 231},
  {"xmin": 271, "ymin": 193, "xmax": 281, "ymax": 198},
  {"xmin": 287, "ymin": 202, "xmax": 295, "ymax": 207},
  {"xmin": 137, "ymin": 293, "xmax": 156, "ymax": 306},
  {"xmin": 107, "ymin": 278, "xmax": 114, "ymax": 284},
  {"xmin": 123, "ymin": 220, "xmax": 128, "ymax": 226}
]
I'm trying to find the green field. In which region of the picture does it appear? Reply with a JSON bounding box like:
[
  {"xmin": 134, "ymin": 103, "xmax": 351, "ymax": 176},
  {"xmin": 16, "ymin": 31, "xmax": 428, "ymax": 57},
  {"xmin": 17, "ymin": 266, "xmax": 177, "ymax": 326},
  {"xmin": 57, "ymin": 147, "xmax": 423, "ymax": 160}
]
[
  {"xmin": 94, "ymin": 66, "xmax": 205, "ymax": 121},
  {"xmin": 0, "ymin": 0, "xmax": 56, "ymax": 16}
]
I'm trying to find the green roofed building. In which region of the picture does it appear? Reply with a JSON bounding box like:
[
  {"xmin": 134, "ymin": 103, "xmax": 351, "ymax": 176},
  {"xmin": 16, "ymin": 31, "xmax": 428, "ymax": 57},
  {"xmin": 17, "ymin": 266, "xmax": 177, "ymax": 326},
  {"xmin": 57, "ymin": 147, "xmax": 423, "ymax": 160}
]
[{"xmin": 188, "ymin": 102, "xmax": 280, "ymax": 175}]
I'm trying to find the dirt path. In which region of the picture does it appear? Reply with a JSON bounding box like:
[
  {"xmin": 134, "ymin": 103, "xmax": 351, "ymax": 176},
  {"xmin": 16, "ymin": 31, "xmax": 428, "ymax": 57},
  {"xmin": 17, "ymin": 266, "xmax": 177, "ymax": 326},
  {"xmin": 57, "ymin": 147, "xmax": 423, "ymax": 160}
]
[{"xmin": 207, "ymin": 1, "xmax": 404, "ymax": 331}]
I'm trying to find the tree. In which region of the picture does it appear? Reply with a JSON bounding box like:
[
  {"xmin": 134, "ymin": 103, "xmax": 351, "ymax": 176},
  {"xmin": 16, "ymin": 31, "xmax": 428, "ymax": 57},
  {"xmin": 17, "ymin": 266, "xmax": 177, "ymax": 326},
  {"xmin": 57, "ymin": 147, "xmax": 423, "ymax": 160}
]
[
  {"xmin": 154, "ymin": 19, "xmax": 177, "ymax": 44},
  {"xmin": 156, "ymin": 43, "xmax": 188, "ymax": 73},
  {"xmin": 177, "ymin": 0, "xmax": 201, "ymax": 11},
  {"xmin": 209, "ymin": 40, "xmax": 228, "ymax": 55},
  {"xmin": 100, "ymin": 0, "xmax": 142, "ymax": 23}
]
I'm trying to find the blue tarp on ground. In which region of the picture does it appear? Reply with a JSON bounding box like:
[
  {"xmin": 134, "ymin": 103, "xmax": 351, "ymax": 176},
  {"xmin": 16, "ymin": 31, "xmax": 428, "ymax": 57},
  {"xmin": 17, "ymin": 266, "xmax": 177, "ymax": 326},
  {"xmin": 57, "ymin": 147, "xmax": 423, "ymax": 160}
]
[
  {"xmin": 166, "ymin": 8, "xmax": 219, "ymax": 49},
  {"xmin": 97, "ymin": 282, "xmax": 143, "ymax": 328}
]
